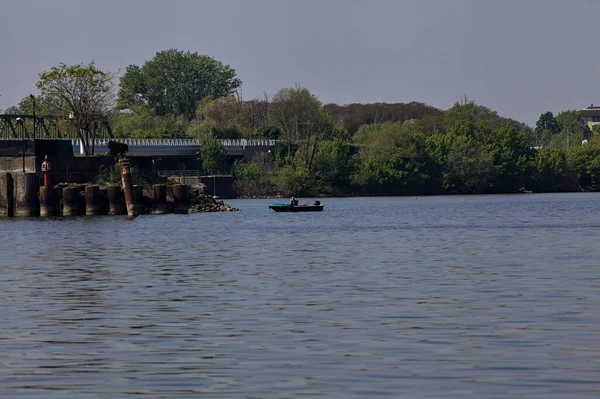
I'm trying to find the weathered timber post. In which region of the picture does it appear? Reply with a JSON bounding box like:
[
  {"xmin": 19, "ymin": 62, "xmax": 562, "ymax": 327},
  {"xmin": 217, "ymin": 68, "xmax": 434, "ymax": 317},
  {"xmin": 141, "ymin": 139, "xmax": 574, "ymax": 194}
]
[
  {"xmin": 173, "ymin": 184, "xmax": 189, "ymax": 214},
  {"xmin": 152, "ymin": 184, "xmax": 167, "ymax": 214},
  {"xmin": 15, "ymin": 173, "xmax": 38, "ymax": 217},
  {"xmin": 119, "ymin": 158, "xmax": 137, "ymax": 219},
  {"xmin": 39, "ymin": 186, "xmax": 55, "ymax": 217},
  {"xmin": 107, "ymin": 185, "xmax": 123, "ymax": 215},
  {"xmin": 62, "ymin": 187, "xmax": 78, "ymax": 216},
  {"xmin": 85, "ymin": 185, "xmax": 101, "ymax": 216}
]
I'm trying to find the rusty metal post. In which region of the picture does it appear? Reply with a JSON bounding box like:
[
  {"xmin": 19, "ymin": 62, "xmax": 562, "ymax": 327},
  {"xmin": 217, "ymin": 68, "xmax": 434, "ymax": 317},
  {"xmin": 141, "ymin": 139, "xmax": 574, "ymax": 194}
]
[
  {"xmin": 62, "ymin": 187, "xmax": 77, "ymax": 216},
  {"xmin": 152, "ymin": 184, "xmax": 167, "ymax": 214},
  {"xmin": 173, "ymin": 184, "xmax": 189, "ymax": 214},
  {"xmin": 107, "ymin": 185, "xmax": 123, "ymax": 215},
  {"xmin": 15, "ymin": 173, "xmax": 38, "ymax": 217},
  {"xmin": 85, "ymin": 185, "xmax": 101, "ymax": 216},
  {"xmin": 119, "ymin": 158, "xmax": 137, "ymax": 218},
  {"xmin": 39, "ymin": 186, "xmax": 54, "ymax": 217},
  {"xmin": 41, "ymin": 155, "xmax": 51, "ymax": 187}
]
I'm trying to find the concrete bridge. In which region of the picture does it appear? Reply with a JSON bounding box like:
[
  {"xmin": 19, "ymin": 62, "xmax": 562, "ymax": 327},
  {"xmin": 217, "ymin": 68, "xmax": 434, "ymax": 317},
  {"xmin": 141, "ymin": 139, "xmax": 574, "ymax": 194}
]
[{"xmin": 70, "ymin": 138, "xmax": 276, "ymax": 159}]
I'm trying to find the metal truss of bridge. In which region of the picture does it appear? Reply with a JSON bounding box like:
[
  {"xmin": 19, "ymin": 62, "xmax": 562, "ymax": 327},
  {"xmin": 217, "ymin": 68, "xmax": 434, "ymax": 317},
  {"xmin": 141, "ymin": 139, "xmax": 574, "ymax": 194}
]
[{"xmin": 0, "ymin": 114, "xmax": 112, "ymax": 139}]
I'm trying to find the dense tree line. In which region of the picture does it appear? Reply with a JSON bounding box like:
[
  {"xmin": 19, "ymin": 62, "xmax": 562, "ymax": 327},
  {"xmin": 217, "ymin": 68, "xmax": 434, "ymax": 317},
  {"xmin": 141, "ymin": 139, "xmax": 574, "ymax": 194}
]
[
  {"xmin": 233, "ymin": 96, "xmax": 597, "ymax": 197},
  {"xmin": 6, "ymin": 48, "xmax": 600, "ymax": 196}
]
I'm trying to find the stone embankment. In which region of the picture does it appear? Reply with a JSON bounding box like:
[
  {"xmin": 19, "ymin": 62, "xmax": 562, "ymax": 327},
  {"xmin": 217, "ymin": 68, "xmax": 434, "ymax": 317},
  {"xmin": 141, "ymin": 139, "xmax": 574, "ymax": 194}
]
[{"xmin": 189, "ymin": 188, "xmax": 239, "ymax": 212}]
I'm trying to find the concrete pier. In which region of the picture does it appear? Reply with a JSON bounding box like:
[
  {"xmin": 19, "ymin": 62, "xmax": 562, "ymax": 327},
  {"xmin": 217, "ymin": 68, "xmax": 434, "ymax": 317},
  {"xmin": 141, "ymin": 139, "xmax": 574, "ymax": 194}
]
[
  {"xmin": 173, "ymin": 184, "xmax": 189, "ymax": 214},
  {"xmin": 0, "ymin": 173, "xmax": 11, "ymax": 217},
  {"xmin": 15, "ymin": 173, "xmax": 38, "ymax": 217},
  {"xmin": 62, "ymin": 187, "xmax": 78, "ymax": 216},
  {"xmin": 134, "ymin": 185, "xmax": 144, "ymax": 215},
  {"xmin": 152, "ymin": 184, "xmax": 167, "ymax": 214},
  {"xmin": 107, "ymin": 185, "xmax": 123, "ymax": 215},
  {"xmin": 39, "ymin": 186, "xmax": 54, "ymax": 217},
  {"xmin": 85, "ymin": 185, "xmax": 101, "ymax": 216}
]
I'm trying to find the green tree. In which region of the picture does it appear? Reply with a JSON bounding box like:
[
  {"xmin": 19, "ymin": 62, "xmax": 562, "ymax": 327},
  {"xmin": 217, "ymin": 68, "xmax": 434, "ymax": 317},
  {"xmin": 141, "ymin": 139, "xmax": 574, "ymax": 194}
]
[
  {"xmin": 534, "ymin": 111, "xmax": 561, "ymax": 147},
  {"xmin": 536, "ymin": 111, "xmax": 561, "ymax": 134},
  {"xmin": 352, "ymin": 121, "xmax": 438, "ymax": 195},
  {"xmin": 37, "ymin": 62, "xmax": 116, "ymax": 155},
  {"xmin": 111, "ymin": 103, "xmax": 189, "ymax": 139},
  {"xmin": 198, "ymin": 129, "xmax": 226, "ymax": 175},
  {"xmin": 270, "ymin": 87, "xmax": 334, "ymax": 171},
  {"xmin": 445, "ymin": 135, "xmax": 496, "ymax": 194},
  {"xmin": 4, "ymin": 94, "xmax": 62, "ymax": 115},
  {"xmin": 566, "ymin": 140, "xmax": 600, "ymax": 191},
  {"xmin": 118, "ymin": 49, "xmax": 241, "ymax": 120},
  {"xmin": 312, "ymin": 138, "xmax": 353, "ymax": 193},
  {"xmin": 552, "ymin": 110, "xmax": 592, "ymax": 151},
  {"xmin": 427, "ymin": 121, "xmax": 532, "ymax": 194},
  {"xmin": 530, "ymin": 149, "xmax": 567, "ymax": 192},
  {"xmin": 485, "ymin": 124, "xmax": 533, "ymax": 193}
]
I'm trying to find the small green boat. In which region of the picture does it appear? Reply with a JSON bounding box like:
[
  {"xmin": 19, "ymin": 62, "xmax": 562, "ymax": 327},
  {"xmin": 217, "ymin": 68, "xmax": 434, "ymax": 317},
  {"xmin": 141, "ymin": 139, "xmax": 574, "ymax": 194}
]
[{"xmin": 269, "ymin": 200, "xmax": 324, "ymax": 212}]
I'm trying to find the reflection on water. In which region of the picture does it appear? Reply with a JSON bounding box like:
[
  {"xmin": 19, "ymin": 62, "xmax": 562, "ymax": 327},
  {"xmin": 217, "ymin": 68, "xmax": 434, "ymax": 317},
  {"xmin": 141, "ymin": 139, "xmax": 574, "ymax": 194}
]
[{"xmin": 2, "ymin": 193, "xmax": 600, "ymax": 398}]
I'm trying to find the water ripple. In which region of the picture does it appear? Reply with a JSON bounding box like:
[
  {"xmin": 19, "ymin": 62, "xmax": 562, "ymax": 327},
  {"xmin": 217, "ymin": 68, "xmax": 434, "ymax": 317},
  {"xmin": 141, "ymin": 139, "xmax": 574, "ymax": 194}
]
[{"xmin": 2, "ymin": 193, "xmax": 600, "ymax": 398}]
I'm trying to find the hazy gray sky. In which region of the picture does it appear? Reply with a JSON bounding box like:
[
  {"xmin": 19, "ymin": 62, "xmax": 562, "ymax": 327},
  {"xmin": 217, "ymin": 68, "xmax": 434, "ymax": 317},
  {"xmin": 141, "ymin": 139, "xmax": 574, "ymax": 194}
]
[{"xmin": 1, "ymin": 0, "xmax": 598, "ymax": 125}]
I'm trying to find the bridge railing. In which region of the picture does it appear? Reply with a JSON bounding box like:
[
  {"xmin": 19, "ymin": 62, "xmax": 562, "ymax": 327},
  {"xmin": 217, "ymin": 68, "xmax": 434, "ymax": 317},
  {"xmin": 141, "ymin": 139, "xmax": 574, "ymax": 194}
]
[{"xmin": 70, "ymin": 138, "xmax": 277, "ymax": 147}]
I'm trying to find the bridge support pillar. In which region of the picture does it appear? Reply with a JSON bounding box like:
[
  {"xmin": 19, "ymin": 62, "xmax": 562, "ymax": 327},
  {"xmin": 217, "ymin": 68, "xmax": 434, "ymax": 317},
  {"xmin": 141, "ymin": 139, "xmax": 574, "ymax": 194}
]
[
  {"xmin": 39, "ymin": 186, "xmax": 55, "ymax": 217},
  {"xmin": 85, "ymin": 185, "xmax": 101, "ymax": 216},
  {"xmin": 152, "ymin": 184, "xmax": 167, "ymax": 214},
  {"xmin": 173, "ymin": 184, "xmax": 189, "ymax": 214},
  {"xmin": 15, "ymin": 173, "xmax": 38, "ymax": 217},
  {"xmin": 108, "ymin": 185, "xmax": 123, "ymax": 215},
  {"xmin": 133, "ymin": 185, "xmax": 144, "ymax": 215},
  {"xmin": 62, "ymin": 187, "xmax": 78, "ymax": 216},
  {"xmin": 0, "ymin": 173, "xmax": 13, "ymax": 217}
]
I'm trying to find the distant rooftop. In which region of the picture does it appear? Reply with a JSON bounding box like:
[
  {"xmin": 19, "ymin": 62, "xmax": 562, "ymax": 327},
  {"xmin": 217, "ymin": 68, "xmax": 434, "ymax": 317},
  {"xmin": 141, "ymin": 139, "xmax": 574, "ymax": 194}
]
[{"xmin": 580, "ymin": 104, "xmax": 600, "ymax": 116}]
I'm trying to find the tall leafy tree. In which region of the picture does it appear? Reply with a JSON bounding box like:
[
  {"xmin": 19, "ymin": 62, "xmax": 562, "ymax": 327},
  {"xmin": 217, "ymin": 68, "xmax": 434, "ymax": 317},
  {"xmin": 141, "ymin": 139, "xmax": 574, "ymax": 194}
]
[
  {"xmin": 535, "ymin": 111, "xmax": 561, "ymax": 134},
  {"xmin": 352, "ymin": 121, "xmax": 438, "ymax": 195},
  {"xmin": 118, "ymin": 49, "xmax": 241, "ymax": 120},
  {"xmin": 551, "ymin": 110, "xmax": 592, "ymax": 151},
  {"xmin": 534, "ymin": 111, "xmax": 561, "ymax": 146},
  {"xmin": 270, "ymin": 87, "xmax": 333, "ymax": 171},
  {"xmin": 531, "ymin": 149, "xmax": 567, "ymax": 192},
  {"xmin": 198, "ymin": 129, "xmax": 226, "ymax": 175},
  {"xmin": 37, "ymin": 62, "xmax": 116, "ymax": 155},
  {"xmin": 566, "ymin": 139, "xmax": 600, "ymax": 191}
]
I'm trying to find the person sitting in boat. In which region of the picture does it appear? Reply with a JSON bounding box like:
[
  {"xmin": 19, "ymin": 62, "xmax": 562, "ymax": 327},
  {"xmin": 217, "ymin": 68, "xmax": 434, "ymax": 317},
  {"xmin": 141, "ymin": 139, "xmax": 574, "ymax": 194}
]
[{"xmin": 290, "ymin": 196, "xmax": 298, "ymax": 207}]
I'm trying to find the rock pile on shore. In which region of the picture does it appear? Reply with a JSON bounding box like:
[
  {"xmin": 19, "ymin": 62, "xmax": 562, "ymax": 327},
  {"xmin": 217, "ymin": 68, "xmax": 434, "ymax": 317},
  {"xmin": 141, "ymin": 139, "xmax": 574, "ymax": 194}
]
[{"xmin": 188, "ymin": 188, "xmax": 239, "ymax": 212}]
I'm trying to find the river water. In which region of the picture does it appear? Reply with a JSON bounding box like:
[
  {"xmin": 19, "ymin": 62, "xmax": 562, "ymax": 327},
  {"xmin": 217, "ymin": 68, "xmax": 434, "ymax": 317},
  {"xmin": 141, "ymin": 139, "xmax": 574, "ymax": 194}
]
[{"xmin": 1, "ymin": 193, "xmax": 600, "ymax": 398}]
